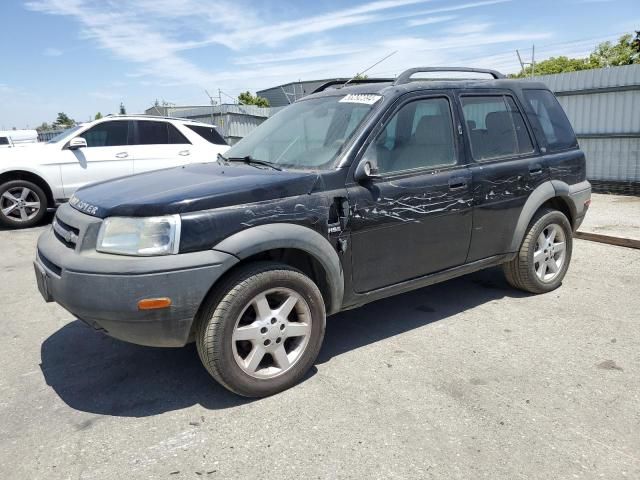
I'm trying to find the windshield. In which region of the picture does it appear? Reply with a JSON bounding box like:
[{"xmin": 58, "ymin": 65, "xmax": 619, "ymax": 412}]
[
  {"xmin": 46, "ymin": 125, "xmax": 83, "ymax": 144},
  {"xmin": 224, "ymin": 94, "xmax": 380, "ymax": 170}
]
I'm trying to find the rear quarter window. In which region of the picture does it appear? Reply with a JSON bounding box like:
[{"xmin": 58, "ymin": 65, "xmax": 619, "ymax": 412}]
[
  {"xmin": 185, "ymin": 125, "xmax": 227, "ymax": 145},
  {"xmin": 523, "ymin": 89, "xmax": 577, "ymax": 152}
]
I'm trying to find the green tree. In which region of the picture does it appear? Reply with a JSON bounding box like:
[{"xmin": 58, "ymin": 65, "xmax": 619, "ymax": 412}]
[
  {"xmin": 511, "ymin": 56, "xmax": 597, "ymax": 78},
  {"xmin": 353, "ymin": 73, "xmax": 369, "ymax": 80},
  {"xmin": 589, "ymin": 33, "xmax": 640, "ymax": 67},
  {"xmin": 238, "ymin": 91, "xmax": 269, "ymax": 107},
  {"xmin": 35, "ymin": 122, "xmax": 51, "ymax": 132},
  {"xmin": 94, "ymin": 112, "xmax": 103, "ymax": 120},
  {"xmin": 119, "ymin": 102, "xmax": 126, "ymax": 114},
  {"xmin": 511, "ymin": 31, "xmax": 640, "ymax": 78},
  {"xmin": 53, "ymin": 112, "xmax": 75, "ymax": 128}
]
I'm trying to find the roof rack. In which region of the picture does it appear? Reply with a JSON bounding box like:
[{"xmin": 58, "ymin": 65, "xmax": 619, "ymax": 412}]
[
  {"xmin": 103, "ymin": 113, "xmax": 217, "ymax": 126},
  {"xmin": 393, "ymin": 67, "xmax": 505, "ymax": 85},
  {"xmin": 312, "ymin": 78, "xmax": 395, "ymax": 94}
]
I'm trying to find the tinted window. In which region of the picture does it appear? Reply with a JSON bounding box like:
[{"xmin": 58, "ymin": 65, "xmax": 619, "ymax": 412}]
[
  {"xmin": 167, "ymin": 124, "xmax": 190, "ymax": 144},
  {"xmin": 136, "ymin": 120, "xmax": 168, "ymax": 145},
  {"xmin": 0, "ymin": 137, "xmax": 9, "ymax": 145},
  {"xmin": 364, "ymin": 97, "xmax": 456, "ymax": 174},
  {"xmin": 81, "ymin": 121, "xmax": 130, "ymax": 147},
  {"xmin": 461, "ymin": 95, "xmax": 533, "ymax": 161},
  {"xmin": 186, "ymin": 125, "xmax": 227, "ymax": 145},
  {"xmin": 524, "ymin": 89, "xmax": 577, "ymax": 152}
]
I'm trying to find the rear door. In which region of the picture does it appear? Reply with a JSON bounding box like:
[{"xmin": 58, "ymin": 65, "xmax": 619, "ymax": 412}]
[
  {"xmin": 347, "ymin": 93, "xmax": 473, "ymax": 292},
  {"xmin": 458, "ymin": 92, "xmax": 544, "ymax": 261},
  {"xmin": 131, "ymin": 120, "xmax": 193, "ymax": 173},
  {"xmin": 60, "ymin": 120, "xmax": 134, "ymax": 197}
]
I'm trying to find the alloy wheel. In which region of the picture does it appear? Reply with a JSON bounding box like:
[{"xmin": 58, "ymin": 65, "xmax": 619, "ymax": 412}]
[
  {"xmin": 0, "ymin": 187, "xmax": 41, "ymax": 223},
  {"xmin": 232, "ymin": 288, "xmax": 312, "ymax": 379},
  {"xmin": 533, "ymin": 223, "xmax": 566, "ymax": 282}
]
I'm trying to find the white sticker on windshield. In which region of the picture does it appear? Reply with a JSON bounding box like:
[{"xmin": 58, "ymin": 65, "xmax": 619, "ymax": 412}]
[{"xmin": 339, "ymin": 94, "xmax": 381, "ymax": 105}]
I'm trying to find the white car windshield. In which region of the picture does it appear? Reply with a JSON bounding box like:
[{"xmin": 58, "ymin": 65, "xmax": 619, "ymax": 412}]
[
  {"xmin": 46, "ymin": 125, "xmax": 83, "ymax": 144},
  {"xmin": 224, "ymin": 94, "xmax": 380, "ymax": 170}
]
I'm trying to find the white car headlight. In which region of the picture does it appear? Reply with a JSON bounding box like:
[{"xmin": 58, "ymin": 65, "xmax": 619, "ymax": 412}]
[{"xmin": 96, "ymin": 215, "xmax": 181, "ymax": 256}]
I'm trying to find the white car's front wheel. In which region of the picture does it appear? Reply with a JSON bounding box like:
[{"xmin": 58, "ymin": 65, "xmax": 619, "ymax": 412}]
[{"xmin": 0, "ymin": 180, "xmax": 48, "ymax": 229}]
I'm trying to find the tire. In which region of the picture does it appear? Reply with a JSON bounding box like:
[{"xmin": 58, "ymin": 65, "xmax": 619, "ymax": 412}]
[
  {"xmin": 195, "ymin": 261, "xmax": 326, "ymax": 397},
  {"xmin": 503, "ymin": 208, "xmax": 573, "ymax": 294},
  {"xmin": 0, "ymin": 179, "xmax": 48, "ymax": 229}
]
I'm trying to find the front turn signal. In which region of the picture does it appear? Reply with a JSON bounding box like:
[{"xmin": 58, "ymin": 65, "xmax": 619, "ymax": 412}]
[{"xmin": 138, "ymin": 298, "xmax": 172, "ymax": 310}]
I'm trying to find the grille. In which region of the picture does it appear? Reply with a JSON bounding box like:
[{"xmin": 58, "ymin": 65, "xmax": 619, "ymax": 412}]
[{"xmin": 52, "ymin": 216, "xmax": 80, "ymax": 249}]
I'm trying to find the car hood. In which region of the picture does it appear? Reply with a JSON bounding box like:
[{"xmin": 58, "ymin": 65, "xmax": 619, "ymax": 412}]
[{"xmin": 70, "ymin": 162, "xmax": 321, "ymax": 218}]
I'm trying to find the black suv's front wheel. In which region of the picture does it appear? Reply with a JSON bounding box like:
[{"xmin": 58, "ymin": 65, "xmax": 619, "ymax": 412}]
[
  {"xmin": 196, "ymin": 262, "xmax": 326, "ymax": 397},
  {"xmin": 503, "ymin": 208, "xmax": 573, "ymax": 294}
]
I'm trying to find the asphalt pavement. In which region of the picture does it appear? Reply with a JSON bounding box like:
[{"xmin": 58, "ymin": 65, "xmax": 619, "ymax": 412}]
[{"xmin": 0, "ymin": 222, "xmax": 638, "ymax": 479}]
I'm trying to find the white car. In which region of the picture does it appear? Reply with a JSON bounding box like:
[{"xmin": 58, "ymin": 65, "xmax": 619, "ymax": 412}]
[
  {"xmin": 0, "ymin": 129, "xmax": 38, "ymax": 148},
  {"xmin": 0, "ymin": 115, "xmax": 229, "ymax": 228}
]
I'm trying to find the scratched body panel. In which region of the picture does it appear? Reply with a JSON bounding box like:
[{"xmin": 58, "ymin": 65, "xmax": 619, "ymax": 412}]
[{"xmin": 347, "ymin": 169, "xmax": 473, "ymax": 292}]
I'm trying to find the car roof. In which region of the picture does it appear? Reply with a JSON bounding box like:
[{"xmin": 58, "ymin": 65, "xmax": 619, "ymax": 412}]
[
  {"xmin": 97, "ymin": 114, "xmax": 220, "ymax": 128},
  {"xmin": 303, "ymin": 76, "xmax": 549, "ymax": 101}
]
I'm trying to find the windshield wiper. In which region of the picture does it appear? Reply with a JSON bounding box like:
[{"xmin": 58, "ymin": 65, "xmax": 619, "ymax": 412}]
[{"xmin": 221, "ymin": 154, "xmax": 282, "ymax": 171}]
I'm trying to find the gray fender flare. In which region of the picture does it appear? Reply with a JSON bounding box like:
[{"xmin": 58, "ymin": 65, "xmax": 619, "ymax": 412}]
[
  {"xmin": 509, "ymin": 181, "xmax": 560, "ymax": 252},
  {"xmin": 213, "ymin": 223, "xmax": 344, "ymax": 315}
]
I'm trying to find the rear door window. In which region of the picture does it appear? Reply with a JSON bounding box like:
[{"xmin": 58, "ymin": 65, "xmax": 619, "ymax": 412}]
[
  {"xmin": 461, "ymin": 95, "xmax": 534, "ymax": 161},
  {"xmin": 167, "ymin": 124, "xmax": 190, "ymax": 144},
  {"xmin": 523, "ymin": 89, "xmax": 577, "ymax": 152},
  {"xmin": 185, "ymin": 125, "xmax": 227, "ymax": 145},
  {"xmin": 136, "ymin": 120, "xmax": 168, "ymax": 145}
]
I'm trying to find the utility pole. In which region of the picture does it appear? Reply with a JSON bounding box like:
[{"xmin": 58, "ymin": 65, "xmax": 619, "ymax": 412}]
[
  {"xmin": 516, "ymin": 45, "xmax": 536, "ymax": 77},
  {"xmin": 531, "ymin": 44, "xmax": 536, "ymax": 78},
  {"xmin": 204, "ymin": 89, "xmax": 216, "ymax": 126},
  {"xmin": 218, "ymin": 89, "xmax": 224, "ymax": 137}
]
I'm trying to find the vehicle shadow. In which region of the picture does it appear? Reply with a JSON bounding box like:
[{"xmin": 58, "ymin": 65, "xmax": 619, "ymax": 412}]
[{"xmin": 39, "ymin": 267, "xmax": 528, "ymax": 417}]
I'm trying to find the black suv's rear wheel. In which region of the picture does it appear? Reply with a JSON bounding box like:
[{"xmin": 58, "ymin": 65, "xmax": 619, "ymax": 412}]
[
  {"xmin": 196, "ymin": 262, "xmax": 326, "ymax": 397},
  {"xmin": 0, "ymin": 180, "xmax": 48, "ymax": 229},
  {"xmin": 503, "ymin": 208, "xmax": 573, "ymax": 294}
]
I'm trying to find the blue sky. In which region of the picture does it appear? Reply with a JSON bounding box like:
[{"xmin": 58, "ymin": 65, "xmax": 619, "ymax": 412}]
[{"xmin": 1, "ymin": 0, "xmax": 638, "ymax": 128}]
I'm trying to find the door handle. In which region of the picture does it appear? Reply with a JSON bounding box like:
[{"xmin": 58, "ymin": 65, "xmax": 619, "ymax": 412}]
[
  {"xmin": 179, "ymin": 150, "xmax": 191, "ymax": 156},
  {"xmin": 448, "ymin": 177, "xmax": 467, "ymax": 190},
  {"xmin": 529, "ymin": 164, "xmax": 543, "ymax": 175},
  {"xmin": 115, "ymin": 152, "xmax": 128, "ymax": 159}
]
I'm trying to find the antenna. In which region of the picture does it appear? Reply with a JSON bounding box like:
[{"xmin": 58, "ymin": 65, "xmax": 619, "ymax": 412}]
[{"xmin": 343, "ymin": 50, "xmax": 398, "ymax": 87}]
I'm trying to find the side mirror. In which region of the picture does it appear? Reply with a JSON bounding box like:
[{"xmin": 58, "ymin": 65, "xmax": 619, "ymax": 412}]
[
  {"xmin": 68, "ymin": 137, "xmax": 87, "ymax": 150},
  {"xmin": 354, "ymin": 160, "xmax": 382, "ymax": 183}
]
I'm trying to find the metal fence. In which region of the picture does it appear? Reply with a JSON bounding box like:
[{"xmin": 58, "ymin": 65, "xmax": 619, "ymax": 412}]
[
  {"xmin": 535, "ymin": 65, "xmax": 640, "ymax": 195},
  {"xmin": 37, "ymin": 129, "xmax": 66, "ymax": 142}
]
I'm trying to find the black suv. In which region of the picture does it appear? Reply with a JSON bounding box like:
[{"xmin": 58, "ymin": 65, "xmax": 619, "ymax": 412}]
[{"xmin": 35, "ymin": 67, "xmax": 591, "ymax": 397}]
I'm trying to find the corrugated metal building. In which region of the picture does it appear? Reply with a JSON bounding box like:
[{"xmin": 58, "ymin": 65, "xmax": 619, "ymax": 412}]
[
  {"xmin": 145, "ymin": 104, "xmax": 277, "ymax": 145},
  {"xmin": 534, "ymin": 64, "xmax": 640, "ymax": 194},
  {"xmin": 257, "ymin": 79, "xmax": 350, "ymax": 107}
]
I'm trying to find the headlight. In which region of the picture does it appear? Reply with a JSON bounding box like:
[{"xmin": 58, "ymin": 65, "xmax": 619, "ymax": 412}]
[{"xmin": 96, "ymin": 215, "xmax": 181, "ymax": 256}]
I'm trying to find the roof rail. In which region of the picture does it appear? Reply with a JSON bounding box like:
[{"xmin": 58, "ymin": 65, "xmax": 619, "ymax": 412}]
[
  {"xmin": 312, "ymin": 78, "xmax": 395, "ymax": 94},
  {"xmin": 393, "ymin": 67, "xmax": 505, "ymax": 85}
]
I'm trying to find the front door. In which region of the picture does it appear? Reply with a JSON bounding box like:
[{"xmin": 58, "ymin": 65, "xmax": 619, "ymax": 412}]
[
  {"xmin": 347, "ymin": 94, "xmax": 473, "ymax": 293},
  {"xmin": 60, "ymin": 120, "xmax": 134, "ymax": 198}
]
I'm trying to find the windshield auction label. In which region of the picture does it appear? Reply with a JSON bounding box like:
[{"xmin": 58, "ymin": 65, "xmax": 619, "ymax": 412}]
[{"xmin": 339, "ymin": 94, "xmax": 381, "ymax": 105}]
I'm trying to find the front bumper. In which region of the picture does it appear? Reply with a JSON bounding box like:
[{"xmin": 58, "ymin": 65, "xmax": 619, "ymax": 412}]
[{"xmin": 35, "ymin": 205, "xmax": 238, "ymax": 347}]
